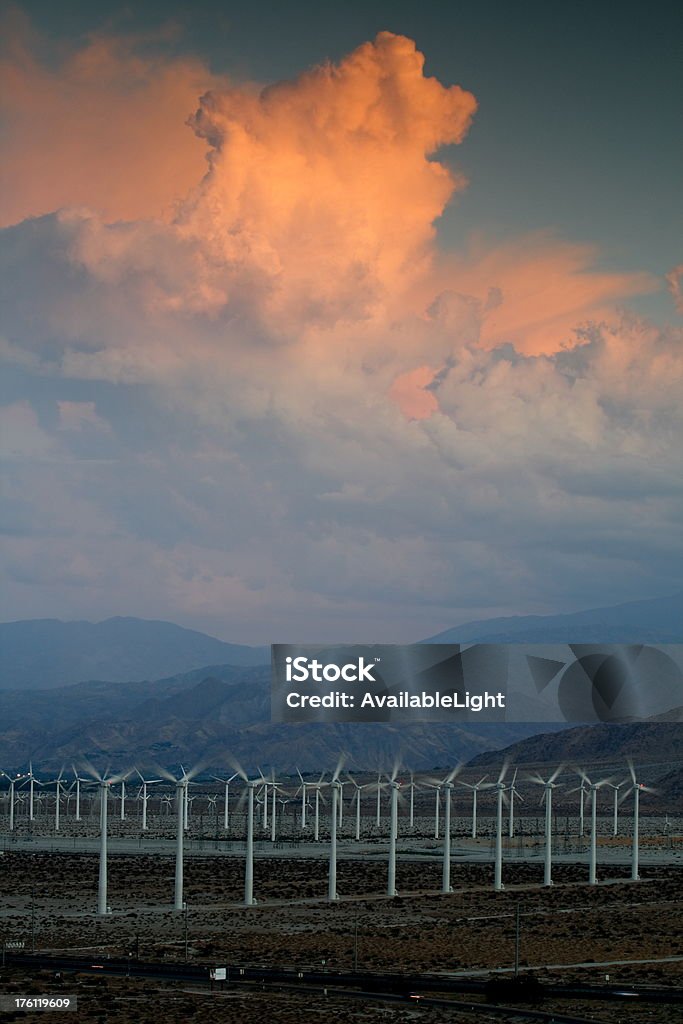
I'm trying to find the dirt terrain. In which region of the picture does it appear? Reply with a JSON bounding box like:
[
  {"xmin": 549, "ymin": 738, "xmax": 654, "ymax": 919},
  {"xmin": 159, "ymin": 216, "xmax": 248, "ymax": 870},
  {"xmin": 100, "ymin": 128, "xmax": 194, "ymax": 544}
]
[{"xmin": 1, "ymin": 848, "xmax": 681, "ymax": 1024}]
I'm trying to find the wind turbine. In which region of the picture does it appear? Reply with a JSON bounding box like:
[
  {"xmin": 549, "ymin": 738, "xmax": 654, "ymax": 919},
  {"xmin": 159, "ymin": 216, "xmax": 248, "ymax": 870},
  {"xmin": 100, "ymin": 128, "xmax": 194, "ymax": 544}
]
[
  {"xmin": 81, "ymin": 762, "xmax": 130, "ymax": 915},
  {"xmin": 337, "ymin": 779, "xmax": 347, "ymax": 828},
  {"xmin": 508, "ymin": 768, "xmax": 524, "ymax": 839},
  {"xmin": 0, "ymin": 771, "xmax": 24, "ymax": 831},
  {"xmin": 439, "ymin": 766, "xmax": 461, "ymax": 893},
  {"xmin": 211, "ymin": 772, "xmax": 239, "ymax": 831},
  {"xmin": 375, "ymin": 772, "xmax": 382, "ymax": 828},
  {"xmin": 529, "ymin": 766, "xmax": 563, "ymax": 886},
  {"xmin": 577, "ymin": 778, "xmax": 587, "ymax": 837},
  {"xmin": 71, "ymin": 765, "xmax": 90, "ymax": 822},
  {"xmin": 134, "ymin": 769, "xmax": 162, "ymax": 831},
  {"xmin": 627, "ymin": 761, "xmax": 656, "ymax": 881},
  {"xmin": 295, "ymin": 768, "xmax": 308, "ymax": 829},
  {"xmin": 259, "ymin": 769, "xmax": 284, "ymax": 843},
  {"xmin": 347, "ymin": 774, "xmax": 369, "ymax": 841},
  {"xmin": 27, "ymin": 762, "xmax": 36, "ymax": 821},
  {"xmin": 384, "ymin": 761, "xmax": 404, "ymax": 897},
  {"xmin": 572, "ymin": 770, "xmax": 612, "ymax": 884},
  {"xmin": 459, "ymin": 776, "xmax": 489, "ymax": 839},
  {"xmin": 156, "ymin": 763, "xmax": 204, "ymax": 910},
  {"xmin": 408, "ymin": 773, "xmax": 416, "ymax": 829},
  {"xmin": 328, "ymin": 757, "xmax": 345, "ymax": 901},
  {"xmin": 424, "ymin": 766, "xmax": 461, "ymax": 891},
  {"xmin": 606, "ymin": 780, "xmax": 627, "ymax": 836},
  {"xmin": 229, "ymin": 759, "xmax": 263, "ymax": 905},
  {"xmin": 306, "ymin": 773, "xmax": 327, "ymax": 841},
  {"xmin": 428, "ymin": 781, "xmax": 441, "ymax": 840},
  {"xmin": 493, "ymin": 763, "xmax": 509, "ymax": 892},
  {"xmin": 52, "ymin": 767, "xmax": 65, "ymax": 831}
]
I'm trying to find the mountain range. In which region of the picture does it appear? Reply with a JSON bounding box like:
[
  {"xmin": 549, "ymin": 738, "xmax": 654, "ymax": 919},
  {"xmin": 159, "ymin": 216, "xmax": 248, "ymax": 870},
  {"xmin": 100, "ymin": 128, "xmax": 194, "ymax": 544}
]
[
  {"xmin": 0, "ymin": 592, "xmax": 680, "ymax": 774},
  {"xmin": 2, "ymin": 591, "xmax": 681, "ymax": 691}
]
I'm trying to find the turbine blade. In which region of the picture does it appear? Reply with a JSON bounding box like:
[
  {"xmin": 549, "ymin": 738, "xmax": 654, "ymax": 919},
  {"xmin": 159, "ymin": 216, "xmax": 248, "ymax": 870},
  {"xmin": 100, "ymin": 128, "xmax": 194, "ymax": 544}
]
[
  {"xmin": 332, "ymin": 753, "xmax": 346, "ymax": 782},
  {"xmin": 226, "ymin": 755, "xmax": 249, "ymax": 782}
]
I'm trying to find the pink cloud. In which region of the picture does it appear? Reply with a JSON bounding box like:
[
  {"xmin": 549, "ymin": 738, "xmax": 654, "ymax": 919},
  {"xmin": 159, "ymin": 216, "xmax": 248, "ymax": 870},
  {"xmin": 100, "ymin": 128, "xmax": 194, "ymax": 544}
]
[{"xmin": 0, "ymin": 15, "xmax": 222, "ymax": 225}]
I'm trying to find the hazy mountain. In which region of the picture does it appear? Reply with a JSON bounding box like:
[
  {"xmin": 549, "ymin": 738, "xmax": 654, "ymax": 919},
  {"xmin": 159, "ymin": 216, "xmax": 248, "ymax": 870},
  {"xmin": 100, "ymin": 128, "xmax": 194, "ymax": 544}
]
[
  {"xmin": 423, "ymin": 592, "xmax": 683, "ymax": 644},
  {"xmin": 465, "ymin": 721, "xmax": 683, "ymax": 810},
  {"xmin": 0, "ymin": 617, "xmax": 268, "ymax": 690},
  {"xmin": 2, "ymin": 592, "xmax": 680, "ymax": 693},
  {"xmin": 1, "ymin": 594, "xmax": 680, "ymax": 772},
  {"xmin": 0, "ymin": 663, "xmax": 562, "ymax": 773}
]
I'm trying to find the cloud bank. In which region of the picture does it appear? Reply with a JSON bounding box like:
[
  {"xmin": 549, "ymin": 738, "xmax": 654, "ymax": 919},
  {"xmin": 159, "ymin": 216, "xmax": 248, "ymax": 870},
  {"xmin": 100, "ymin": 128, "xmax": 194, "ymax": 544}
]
[{"xmin": 1, "ymin": 28, "xmax": 681, "ymax": 640}]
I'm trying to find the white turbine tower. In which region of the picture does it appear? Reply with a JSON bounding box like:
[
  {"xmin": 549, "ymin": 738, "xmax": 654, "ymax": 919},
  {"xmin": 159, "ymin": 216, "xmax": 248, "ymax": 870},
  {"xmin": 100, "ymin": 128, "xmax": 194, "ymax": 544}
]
[
  {"xmin": 408, "ymin": 773, "xmax": 416, "ymax": 829},
  {"xmin": 347, "ymin": 774, "xmax": 369, "ymax": 840},
  {"xmin": 295, "ymin": 768, "xmax": 308, "ymax": 829},
  {"xmin": 211, "ymin": 772, "xmax": 239, "ymax": 831},
  {"xmin": 578, "ymin": 779, "xmax": 587, "ymax": 837},
  {"xmin": 375, "ymin": 773, "xmax": 382, "ymax": 828},
  {"xmin": 606, "ymin": 780, "xmax": 627, "ymax": 836},
  {"xmin": 572, "ymin": 769, "xmax": 612, "ymax": 885},
  {"xmin": 327, "ymin": 757, "xmax": 345, "ymax": 901},
  {"xmin": 81, "ymin": 763, "xmax": 130, "ymax": 915},
  {"xmin": 306, "ymin": 773, "xmax": 326, "ymax": 841},
  {"xmin": 430, "ymin": 782, "xmax": 441, "ymax": 840},
  {"xmin": 28, "ymin": 762, "xmax": 36, "ymax": 821},
  {"xmin": 627, "ymin": 760, "xmax": 655, "ymax": 881},
  {"xmin": 134, "ymin": 769, "xmax": 162, "ymax": 831},
  {"xmin": 493, "ymin": 763, "xmax": 509, "ymax": 892},
  {"xmin": 259, "ymin": 769, "xmax": 284, "ymax": 843},
  {"xmin": 459, "ymin": 776, "xmax": 490, "ymax": 839},
  {"xmin": 337, "ymin": 780, "xmax": 347, "ymax": 828},
  {"xmin": 51, "ymin": 767, "xmax": 65, "ymax": 831},
  {"xmin": 440, "ymin": 766, "xmax": 461, "ymax": 894},
  {"xmin": 384, "ymin": 762, "xmax": 403, "ymax": 897},
  {"xmin": 71, "ymin": 765, "xmax": 90, "ymax": 822},
  {"xmin": 508, "ymin": 768, "xmax": 524, "ymax": 839},
  {"xmin": 1, "ymin": 771, "xmax": 24, "ymax": 831},
  {"xmin": 529, "ymin": 766, "xmax": 563, "ymax": 886},
  {"xmin": 156, "ymin": 764, "xmax": 204, "ymax": 910},
  {"xmin": 228, "ymin": 760, "xmax": 264, "ymax": 906}
]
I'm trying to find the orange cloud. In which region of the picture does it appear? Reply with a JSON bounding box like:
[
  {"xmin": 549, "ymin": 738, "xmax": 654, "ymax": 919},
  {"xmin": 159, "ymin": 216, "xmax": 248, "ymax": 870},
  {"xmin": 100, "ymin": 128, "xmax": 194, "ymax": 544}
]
[
  {"xmin": 180, "ymin": 31, "xmax": 477, "ymax": 327},
  {"xmin": 430, "ymin": 235, "xmax": 658, "ymax": 356},
  {"xmin": 389, "ymin": 365, "xmax": 439, "ymax": 420},
  {"xmin": 0, "ymin": 16, "xmax": 221, "ymax": 226}
]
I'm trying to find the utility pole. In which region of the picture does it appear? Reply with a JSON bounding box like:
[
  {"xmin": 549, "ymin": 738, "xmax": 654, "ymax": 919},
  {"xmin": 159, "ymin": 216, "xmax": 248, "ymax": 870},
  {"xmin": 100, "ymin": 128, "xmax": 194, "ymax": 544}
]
[
  {"xmin": 514, "ymin": 902, "xmax": 521, "ymax": 977},
  {"xmin": 184, "ymin": 903, "xmax": 189, "ymax": 962},
  {"xmin": 353, "ymin": 906, "xmax": 359, "ymax": 972},
  {"xmin": 31, "ymin": 887, "xmax": 36, "ymax": 954}
]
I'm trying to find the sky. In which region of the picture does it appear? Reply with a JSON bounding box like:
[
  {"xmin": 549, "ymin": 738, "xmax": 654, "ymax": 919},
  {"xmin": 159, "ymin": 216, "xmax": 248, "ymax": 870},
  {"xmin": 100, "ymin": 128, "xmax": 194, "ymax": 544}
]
[{"xmin": 1, "ymin": 0, "xmax": 682, "ymax": 644}]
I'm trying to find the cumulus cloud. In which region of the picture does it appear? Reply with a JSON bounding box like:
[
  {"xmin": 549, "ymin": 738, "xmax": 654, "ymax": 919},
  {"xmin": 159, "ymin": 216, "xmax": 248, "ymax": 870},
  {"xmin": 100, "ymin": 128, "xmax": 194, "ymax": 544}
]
[
  {"xmin": 0, "ymin": 27, "xmax": 681, "ymax": 636},
  {"xmin": 0, "ymin": 12, "xmax": 222, "ymax": 225}
]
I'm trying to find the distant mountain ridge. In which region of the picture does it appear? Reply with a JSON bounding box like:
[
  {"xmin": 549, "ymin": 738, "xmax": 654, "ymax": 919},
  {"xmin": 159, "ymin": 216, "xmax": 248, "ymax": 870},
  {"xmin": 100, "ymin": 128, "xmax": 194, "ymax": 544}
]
[
  {"xmin": 0, "ymin": 662, "xmax": 558, "ymax": 773},
  {"xmin": 0, "ymin": 616, "xmax": 268, "ymax": 690},
  {"xmin": 1, "ymin": 591, "xmax": 680, "ymax": 692},
  {"xmin": 423, "ymin": 592, "xmax": 683, "ymax": 644}
]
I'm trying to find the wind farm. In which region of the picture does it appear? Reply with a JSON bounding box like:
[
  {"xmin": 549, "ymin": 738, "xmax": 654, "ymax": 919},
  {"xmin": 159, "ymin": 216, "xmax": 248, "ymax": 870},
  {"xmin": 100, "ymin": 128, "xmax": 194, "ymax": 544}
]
[
  {"xmin": 1, "ymin": 720, "xmax": 682, "ymax": 1024},
  {"xmin": 1, "ymin": 606, "xmax": 683, "ymax": 1021}
]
